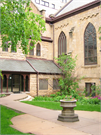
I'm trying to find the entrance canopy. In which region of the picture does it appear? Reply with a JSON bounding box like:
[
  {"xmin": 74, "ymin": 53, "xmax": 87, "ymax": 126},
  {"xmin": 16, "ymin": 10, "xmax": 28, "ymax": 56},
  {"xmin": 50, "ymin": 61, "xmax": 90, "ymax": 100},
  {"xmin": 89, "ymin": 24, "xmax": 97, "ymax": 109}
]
[
  {"xmin": 0, "ymin": 58, "xmax": 61, "ymax": 93},
  {"xmin": 0, "ymin": 58, "xmax": 35, "ymax": 73},
  {"xmin": 27, "ymin": 58, "xmax": 61, "ymax": 74}
]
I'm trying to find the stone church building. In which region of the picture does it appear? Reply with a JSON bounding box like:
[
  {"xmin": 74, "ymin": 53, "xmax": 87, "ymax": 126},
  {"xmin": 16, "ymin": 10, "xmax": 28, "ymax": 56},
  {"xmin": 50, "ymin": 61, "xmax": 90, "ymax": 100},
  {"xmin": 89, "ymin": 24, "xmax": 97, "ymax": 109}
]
[{"xmin": 0, "ymin": 0, "xmax": 101, "ymax": 96}]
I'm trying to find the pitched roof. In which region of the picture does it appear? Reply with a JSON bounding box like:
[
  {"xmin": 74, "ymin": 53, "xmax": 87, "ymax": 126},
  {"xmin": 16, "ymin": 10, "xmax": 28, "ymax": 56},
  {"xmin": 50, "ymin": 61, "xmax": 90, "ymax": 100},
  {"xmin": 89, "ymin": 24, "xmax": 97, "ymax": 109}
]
[
  {"xmin": 0, "ymin": 58, "xmax": 61, "ymax": 74},
  {"xmin": 27, "ymin": 58, "xmax": 61, "ymax": 74},
  {"xmin": 0, "ymin": 59, "xmax": 35, "ymax": 73},
  {"xmin": 55, "ymin": 0, "xmax": 97, "ymax": 17}
]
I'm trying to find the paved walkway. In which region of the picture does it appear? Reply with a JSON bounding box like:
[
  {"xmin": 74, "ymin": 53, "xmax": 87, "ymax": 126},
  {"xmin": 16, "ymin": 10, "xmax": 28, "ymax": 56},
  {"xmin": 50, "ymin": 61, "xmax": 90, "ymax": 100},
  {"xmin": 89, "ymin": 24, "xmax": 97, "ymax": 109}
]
[{"xmin": 0, "ymin": 93, "xmax": 101, "ymax": 135}]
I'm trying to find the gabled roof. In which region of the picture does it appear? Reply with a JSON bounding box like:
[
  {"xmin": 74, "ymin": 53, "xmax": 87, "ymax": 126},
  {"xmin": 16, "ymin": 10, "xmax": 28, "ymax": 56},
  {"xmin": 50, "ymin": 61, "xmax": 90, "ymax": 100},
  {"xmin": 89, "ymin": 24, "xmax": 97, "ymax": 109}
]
[
  {"xmin": 0, "ymin": 58, "xmax": 35, "ymax": 73},
  {"xmin": 55, "ymin": 0, "xmax": 97, "ymax": 17},
  {"xmin": 46, "ymin": 0, "xmax": 100, "ymax": 23},
  {"xmin": 27, "ymin": 58, "xmax": 61, "ymax": 74}
]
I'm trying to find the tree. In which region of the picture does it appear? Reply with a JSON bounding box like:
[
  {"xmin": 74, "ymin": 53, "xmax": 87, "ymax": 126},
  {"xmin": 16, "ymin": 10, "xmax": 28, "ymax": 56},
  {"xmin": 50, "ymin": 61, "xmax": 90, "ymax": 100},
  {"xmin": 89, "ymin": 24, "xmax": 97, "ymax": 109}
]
[
  {"xmin": 56, "ymin": 54, "xmax": 81, "ymax": 95},
  {"xmin": 0, "ymin": 0, "xmax": 46, "ymax": 54}
]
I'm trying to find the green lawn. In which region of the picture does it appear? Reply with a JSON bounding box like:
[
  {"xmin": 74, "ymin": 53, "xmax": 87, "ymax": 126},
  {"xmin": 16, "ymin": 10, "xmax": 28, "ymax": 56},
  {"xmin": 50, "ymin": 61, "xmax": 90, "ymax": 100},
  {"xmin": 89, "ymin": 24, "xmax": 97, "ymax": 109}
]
[
  {"xmin": 22, "ymin": 101, "xmax": 101, "ymax": 112},
  {"xmin": 0, "ymin": 105, "xmax": 34, "ymax": 135},
  {"xmin": 0, "ymin": 94, "xmax": 6, "ymax": 98}
]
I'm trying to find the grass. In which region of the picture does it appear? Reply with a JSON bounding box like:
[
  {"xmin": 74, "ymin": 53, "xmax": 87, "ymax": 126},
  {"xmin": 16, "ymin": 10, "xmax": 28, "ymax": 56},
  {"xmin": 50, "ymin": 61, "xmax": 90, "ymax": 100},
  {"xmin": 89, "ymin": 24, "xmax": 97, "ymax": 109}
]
[
  {"xmin": 0, "ymin": 94, "xmax": 6, "ymax": 98},
  {"xmin": 22, "ymin": 100, "xmax": 101, "ymax": 112},
  {"xmin": 22, "ymin": 101, "xmax": 62, "ymax": 110},
  {"xmin": 74, "ymin": 102, "xmax": 101, "ymax": 112},
  {"xmin": 0, "ymin": 105, "xmax": 34, "ymax": 135}
]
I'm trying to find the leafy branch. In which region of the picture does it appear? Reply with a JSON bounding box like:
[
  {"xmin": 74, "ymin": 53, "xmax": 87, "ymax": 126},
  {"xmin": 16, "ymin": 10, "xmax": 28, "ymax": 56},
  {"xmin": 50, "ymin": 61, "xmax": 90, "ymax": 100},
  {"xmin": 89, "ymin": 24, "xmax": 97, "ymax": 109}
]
[{"xmin": 1, "ymin": 0, "xmax": 46, "ymax": 54}]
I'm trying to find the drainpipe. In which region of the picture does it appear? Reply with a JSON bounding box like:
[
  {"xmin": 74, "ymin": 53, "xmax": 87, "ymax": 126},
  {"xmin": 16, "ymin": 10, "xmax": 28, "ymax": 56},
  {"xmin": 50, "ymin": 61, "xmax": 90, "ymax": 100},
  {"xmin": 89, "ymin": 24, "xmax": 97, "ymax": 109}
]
[
  {"xmin": 53, "ymin": 24, "xmax": 55, "ymax": 62},
  {"xmin": 99, "ymin": 47, "xmax": 101, "ymax": 113},
  {"xmin": 37, "ymin": 73, "xmax": 39, "ymax": 97},
  {"xmin": 100, "ymin": 47, "xmax": 101, "ymax": 94},
  {"xmin": 26, "ymin": 59, "xmax": 39, "ymax": 96}
]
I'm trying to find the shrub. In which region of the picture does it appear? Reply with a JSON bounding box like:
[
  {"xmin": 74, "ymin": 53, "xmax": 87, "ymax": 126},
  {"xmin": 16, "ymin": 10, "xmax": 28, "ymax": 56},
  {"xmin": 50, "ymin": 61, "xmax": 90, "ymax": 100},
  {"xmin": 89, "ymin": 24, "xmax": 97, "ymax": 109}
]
[
  {"xmin": 50, "ymin": 94, "xmax": 56, "ymax": 98},
  {"xmin": 78, "ymin": 96, "xmax": 101, "ymax": 105},
  {"xmin": 54, "ymin": 96, "xmax": 62, "ymax": 102},
  {"xmin": 55, "ymin": 54, "xmax": 84, "ymax": 99},
  {"xmin": 56, "ymin": 91, "xmax": 61, "ymax": 96},
  {"xmin": 33, "ymin": 96, "xmax": 53, "ymax": 101}
]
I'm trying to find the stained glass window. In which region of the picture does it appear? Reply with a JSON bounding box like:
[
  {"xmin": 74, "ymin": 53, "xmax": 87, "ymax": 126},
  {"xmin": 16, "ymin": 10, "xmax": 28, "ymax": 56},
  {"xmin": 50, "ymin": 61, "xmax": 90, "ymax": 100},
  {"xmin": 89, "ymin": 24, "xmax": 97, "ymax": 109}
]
[
  {"xmin": 36, "ymin": 43, "xmax": 41, "ymax": 56},
  {"xmin": 58, "ymin": 31, "xmax": 67, "ymax": 57},
  {"xmin": 84, "ymin": 23, "xmax": 97, "ymax": 65},
  {"xmin": 29, "ymin": 42, "xmax": 34, "ymax": 55},
  {"xmin": 2, "ymin": 42, "xmax": 8, "ymax": 52}
]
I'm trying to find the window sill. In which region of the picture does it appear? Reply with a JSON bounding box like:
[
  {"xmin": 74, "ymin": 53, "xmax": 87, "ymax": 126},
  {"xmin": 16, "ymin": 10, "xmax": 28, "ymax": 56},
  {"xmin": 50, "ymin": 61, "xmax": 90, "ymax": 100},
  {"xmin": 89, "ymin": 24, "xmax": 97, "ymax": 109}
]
[{"xmin": 81, "ymin": 65, "xmax": 100, "ymax": 68}]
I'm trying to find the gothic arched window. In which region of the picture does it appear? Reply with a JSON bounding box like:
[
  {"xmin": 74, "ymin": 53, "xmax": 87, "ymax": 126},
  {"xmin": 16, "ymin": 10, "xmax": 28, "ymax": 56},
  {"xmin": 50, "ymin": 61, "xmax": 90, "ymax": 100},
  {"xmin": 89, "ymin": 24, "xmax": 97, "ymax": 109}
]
[
  {"xmin": 36, "ymin": 43, "xmax": 41, "ymax": 56},
  {"xmin": 84, "ymin": 23, "xmax": 97, "ymax": 65},
  {"xmin": 29, "ymin": 42, "xmax": 34, "ymax": 55},
  {"xmin": 58, "ymin": 31, "xmax": 67, "ymax": 57},
  {"xmin": 2, "ymin": 42, "xmax": 8, "ymax": 52}
]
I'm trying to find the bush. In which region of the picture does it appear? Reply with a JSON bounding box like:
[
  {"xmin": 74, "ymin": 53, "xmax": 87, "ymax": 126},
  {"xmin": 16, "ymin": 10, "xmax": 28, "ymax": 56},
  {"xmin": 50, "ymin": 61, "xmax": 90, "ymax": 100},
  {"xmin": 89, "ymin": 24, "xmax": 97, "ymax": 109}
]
[
  {"xmin": 33, "ymin": 96, "xmax": 53, "ymax": 101},
  {"xmin": 50, "ymin": 94, "xmax": 56, "ymax": 98},
  {"xmin": 56, "ymin": 91, "xmax": 61, "ymax": 96},
  {"xmin": 78, "ymin": 97, "xmax": 101, "ymax": 105},
  {"xmin": 0, "ymin": 94, "xmax": 6, "ymax": 98},
  {"xmin": 54, "ymin": 96, "xmax": 62, "ymax": 102}
]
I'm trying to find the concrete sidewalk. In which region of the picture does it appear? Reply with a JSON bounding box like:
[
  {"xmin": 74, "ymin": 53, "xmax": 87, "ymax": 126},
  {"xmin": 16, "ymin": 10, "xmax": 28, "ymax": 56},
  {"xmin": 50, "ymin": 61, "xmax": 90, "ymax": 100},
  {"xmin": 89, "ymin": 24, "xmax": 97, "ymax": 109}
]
[{"xmin": 0, "ymin": 93, "xmax": 101, "ymax": 135}]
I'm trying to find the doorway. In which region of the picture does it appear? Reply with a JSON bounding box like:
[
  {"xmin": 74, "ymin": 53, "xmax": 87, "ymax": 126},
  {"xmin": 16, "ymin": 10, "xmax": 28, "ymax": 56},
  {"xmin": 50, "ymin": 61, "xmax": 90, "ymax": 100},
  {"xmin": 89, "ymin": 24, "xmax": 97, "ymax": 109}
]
[
  {"xmin": 12, "ymin": 75, "xmax": 20, "ymax": 93},
  {"xmin": 1, "ymin": 74, "xmax": 29, "ymax": 93}
]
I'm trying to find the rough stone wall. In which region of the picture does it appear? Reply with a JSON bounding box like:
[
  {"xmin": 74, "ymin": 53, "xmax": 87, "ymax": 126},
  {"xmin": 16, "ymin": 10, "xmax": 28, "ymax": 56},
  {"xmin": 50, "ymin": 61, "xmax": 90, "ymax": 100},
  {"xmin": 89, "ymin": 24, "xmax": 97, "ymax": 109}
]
[
  {"xmin": 30, "ymin": 1, "xmax": 53, "ymax": 39},
  {"xmin": 30, "ymin": 74, "xmax": 61, "ymax": 96},
  {"xmin": 30, "ymin": 74, "xmax": 37, "ymax": 96},
  {"xmin": 54, "ymin": 6, "xmax": 101, "ymax": 91},
  {"xmin": 43, "ymin": 23, "xmax": 53, "ymax": 39},
  {"xmin": 30, "ymin": 1, "xmax": 41, "ymax": 16},
  {"xmin": 0, "ymin": 37, "xmax": 26, "ymax": 60},
  {"xmin": 28, "ymin": 2, "xmax": 53, "ymax": 60},
  {"xmin": 27, "ymin": 41, "xmax": 53, "ymax": 60}
]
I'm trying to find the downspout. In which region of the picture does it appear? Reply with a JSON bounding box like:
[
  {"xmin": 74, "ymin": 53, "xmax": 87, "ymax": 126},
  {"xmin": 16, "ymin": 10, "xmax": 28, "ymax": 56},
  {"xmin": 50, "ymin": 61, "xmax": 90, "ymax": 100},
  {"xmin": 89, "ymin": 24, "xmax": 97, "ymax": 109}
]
[
  {"xmin": 100, "ymin": 47, "xmax": 101, "ymax": 101},
  {"xmin": 26, "ymin": 59, "xmax": 39, "ymax": 96},
  {"xmin": 53, "ymin": 24, "xmax": 55, "ymax": 62},
  {"xmin": 36, "ymin": 73, "xmax": 39, "ymax": 97}
]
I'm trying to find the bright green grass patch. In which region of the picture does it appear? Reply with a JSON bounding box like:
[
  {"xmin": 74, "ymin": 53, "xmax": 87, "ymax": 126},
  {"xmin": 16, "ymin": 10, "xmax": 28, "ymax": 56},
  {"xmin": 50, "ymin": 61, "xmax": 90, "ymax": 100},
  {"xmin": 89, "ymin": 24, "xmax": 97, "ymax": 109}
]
[
  {"xmin": 22, "ymin": 101, "xmax": 101, "ymax": 112},
  {"xmin": 22, "ymin": 101, "xmax": 62, "ymax": 110},
  {"xmin": 74, "ymin": 102, "xmax": 101, "ymax": 112},
  {"xmin": 0, "ymin": 94, "xmax": 6, "ymax": 98},
  {"xmin": 0, "ymin": 105, "xmax": 34, "ymax": 135}
]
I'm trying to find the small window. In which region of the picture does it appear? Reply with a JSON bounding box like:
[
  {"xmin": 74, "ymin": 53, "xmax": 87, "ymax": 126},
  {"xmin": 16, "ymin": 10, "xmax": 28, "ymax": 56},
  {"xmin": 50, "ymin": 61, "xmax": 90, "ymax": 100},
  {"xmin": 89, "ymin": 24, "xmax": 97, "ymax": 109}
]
[
  {"xmin": 45, "ymin": 2, "xmax": 49, "ymax": 7},
  {"xmin": 85, "ymin": 83, "xmax": 96, "ymax": 96},
  {"xmin": 2, "ymin": 42, "xmax": 8, "ymax": 52},
  {"xmin": 39, "ymin": 79, "xmax": 48, "ymax": 90},
  {"xmin": 53, "ymin": 79, "xmax": 60, "ymax": 90},
  {"xmin": 35, "ymin": 0, "xmax": 40, "ymax": 4},
  {"xmin": 41, "ymin": 0, "xmax": 45, "ymax": 6},
  {"xmin": 52, "ymin": 4, "xmax": 55, "ymax": 9},
  {"xmin": 36, "ymin": 43, "xmax": 41, "ymax": 56},
  {"xmin": 29, "ymin": 42, "xmax": 34, "ymax": 55}
]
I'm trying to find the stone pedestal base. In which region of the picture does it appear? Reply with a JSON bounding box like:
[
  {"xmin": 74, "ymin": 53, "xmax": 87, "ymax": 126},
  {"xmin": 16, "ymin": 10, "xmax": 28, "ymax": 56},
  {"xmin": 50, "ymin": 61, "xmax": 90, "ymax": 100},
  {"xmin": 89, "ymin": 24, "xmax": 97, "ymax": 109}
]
[
  {"xmin": 57, "ymin": 100, "xmax": 79, "ymax": 122},
  {"xmin": 58, "ymin": 114, "xmax": 79, "ymax": 122}
]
